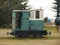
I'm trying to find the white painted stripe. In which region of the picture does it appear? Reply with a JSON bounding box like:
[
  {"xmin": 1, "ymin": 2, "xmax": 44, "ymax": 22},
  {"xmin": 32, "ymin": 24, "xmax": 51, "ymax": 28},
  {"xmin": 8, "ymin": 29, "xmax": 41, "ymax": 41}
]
[{"xmin": 29, "ymin": 18, "xmax": 44, "ymax": 20}]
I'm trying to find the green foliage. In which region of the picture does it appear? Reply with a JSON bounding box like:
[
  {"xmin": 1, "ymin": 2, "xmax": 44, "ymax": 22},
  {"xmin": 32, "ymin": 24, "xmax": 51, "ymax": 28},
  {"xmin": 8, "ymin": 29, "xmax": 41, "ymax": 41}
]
[
  {"xmin": 53, "ymin": 0, "xmax": 60, "ymax": 16},
  {"xmin": 53, "ymin": 0, "xmax": 60, "ymax": 10},
  {"xmin": 0, "ymin": 0, "xmax": 29, "ymax": 28}
]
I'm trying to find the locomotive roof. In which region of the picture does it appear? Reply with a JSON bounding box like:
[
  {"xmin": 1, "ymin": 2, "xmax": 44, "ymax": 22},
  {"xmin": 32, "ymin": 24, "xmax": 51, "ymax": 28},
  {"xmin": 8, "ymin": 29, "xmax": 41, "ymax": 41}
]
[{"xmin": 13, "ymin": 9, "xmax": 43, "ymax": 12}]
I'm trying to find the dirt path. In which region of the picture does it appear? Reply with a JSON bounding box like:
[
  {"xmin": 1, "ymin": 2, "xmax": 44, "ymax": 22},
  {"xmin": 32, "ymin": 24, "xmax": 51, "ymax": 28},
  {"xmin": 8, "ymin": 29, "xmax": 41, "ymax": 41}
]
[{"xmin": 0, "ymin": 39, "xmax": 60, "ymax": 45}]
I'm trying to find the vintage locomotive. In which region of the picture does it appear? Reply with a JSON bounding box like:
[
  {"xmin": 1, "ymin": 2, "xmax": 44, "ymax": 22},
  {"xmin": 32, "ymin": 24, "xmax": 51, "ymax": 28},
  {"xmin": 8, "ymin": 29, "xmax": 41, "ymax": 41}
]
[{"xmin": 9, "ymin": 9, "xmax": 50, "ymax": 37}]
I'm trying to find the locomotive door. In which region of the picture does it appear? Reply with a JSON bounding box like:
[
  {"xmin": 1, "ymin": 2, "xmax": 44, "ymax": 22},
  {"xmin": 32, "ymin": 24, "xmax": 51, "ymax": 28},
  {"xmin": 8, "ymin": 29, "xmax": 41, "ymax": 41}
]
[
  {"xmin": 21, "ymin": 11, "xmax": 30, "ymax": 30},
  {"xmin": 12, "ymin": 12, "xmax": 21, "ymax": 30}
]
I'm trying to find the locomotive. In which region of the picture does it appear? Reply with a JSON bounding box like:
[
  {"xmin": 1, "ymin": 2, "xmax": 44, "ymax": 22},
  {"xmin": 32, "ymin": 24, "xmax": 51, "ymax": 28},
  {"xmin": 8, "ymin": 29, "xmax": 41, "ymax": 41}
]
[{"xmin": 9, "ymin": 9, "xmax": 50, "ymax": 37}]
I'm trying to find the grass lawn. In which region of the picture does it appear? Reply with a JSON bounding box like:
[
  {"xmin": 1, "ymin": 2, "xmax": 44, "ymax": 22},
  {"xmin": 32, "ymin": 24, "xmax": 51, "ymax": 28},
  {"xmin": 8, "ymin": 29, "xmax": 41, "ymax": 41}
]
[
  {"xmin": 0, "ymin": 28, "xmax": 11, "ymax": 30},
  {"xmin": 45, "ymin": 26, "xmax": 57, "ymax": 30}
]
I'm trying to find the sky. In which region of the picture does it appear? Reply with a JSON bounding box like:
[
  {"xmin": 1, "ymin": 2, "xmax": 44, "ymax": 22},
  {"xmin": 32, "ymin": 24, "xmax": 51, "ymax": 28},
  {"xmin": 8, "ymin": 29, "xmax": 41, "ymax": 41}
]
[{"xmin": 28, "ymin": 0, "xmax": 56, "ymax": 19}]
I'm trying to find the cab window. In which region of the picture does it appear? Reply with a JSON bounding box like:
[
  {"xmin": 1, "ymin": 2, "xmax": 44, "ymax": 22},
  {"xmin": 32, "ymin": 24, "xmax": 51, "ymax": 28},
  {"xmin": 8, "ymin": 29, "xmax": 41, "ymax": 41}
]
[{"xmin": 36, "ymin": 11, "xmax": 39, "ymax": 19}]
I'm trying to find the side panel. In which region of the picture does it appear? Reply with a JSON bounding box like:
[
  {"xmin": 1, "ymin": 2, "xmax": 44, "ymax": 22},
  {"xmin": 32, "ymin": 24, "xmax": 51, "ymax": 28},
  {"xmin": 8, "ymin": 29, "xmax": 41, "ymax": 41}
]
[
  {"xmin": 30, "ymin": 20, "xmax": 44, "ymax": 30},
  {"xmin": 22, "ymin": 12, "xmax": 29, "ymax": 18},
  {"xmin": 21, "ymin": 19, "xmax": 29, "ymax": 30}
]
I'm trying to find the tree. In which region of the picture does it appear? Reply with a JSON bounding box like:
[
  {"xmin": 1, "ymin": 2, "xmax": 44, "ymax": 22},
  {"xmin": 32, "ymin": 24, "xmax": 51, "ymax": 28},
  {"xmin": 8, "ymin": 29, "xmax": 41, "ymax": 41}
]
[
  {"xmin": 53, "ymin": 0, "xmax": 60, "ymax": 17},
  {"xmin": 53, "ymin": 0, "xmax": 60, "ymax": 31}
]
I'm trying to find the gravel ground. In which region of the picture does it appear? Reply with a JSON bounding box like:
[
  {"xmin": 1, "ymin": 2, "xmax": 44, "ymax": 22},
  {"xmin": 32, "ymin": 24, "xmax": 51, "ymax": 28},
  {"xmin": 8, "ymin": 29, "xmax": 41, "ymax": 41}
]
[{"xmin": 0, "ymin": 29, "xmax": 60, "ymax": 45}]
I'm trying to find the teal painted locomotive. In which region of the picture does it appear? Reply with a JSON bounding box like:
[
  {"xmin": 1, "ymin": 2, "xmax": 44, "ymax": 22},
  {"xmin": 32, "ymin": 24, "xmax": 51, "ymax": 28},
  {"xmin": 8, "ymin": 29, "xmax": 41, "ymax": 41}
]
[{"xmin": 10, "ymin": 9, "xmax": 49, "ymax": 37}]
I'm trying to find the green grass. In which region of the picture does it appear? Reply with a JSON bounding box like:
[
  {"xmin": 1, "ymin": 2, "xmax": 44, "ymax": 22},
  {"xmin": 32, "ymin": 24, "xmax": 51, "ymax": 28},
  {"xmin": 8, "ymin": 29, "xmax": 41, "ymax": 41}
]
[
  {"xmin": 45, "ymin": 26, "xmax": 57, "ymax": 30},
  {"xmin": 0, "ymin": 28, "xmax": 12, "ymax": 30}
]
